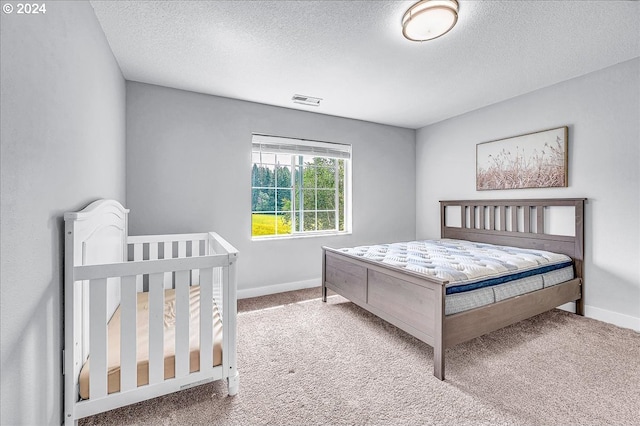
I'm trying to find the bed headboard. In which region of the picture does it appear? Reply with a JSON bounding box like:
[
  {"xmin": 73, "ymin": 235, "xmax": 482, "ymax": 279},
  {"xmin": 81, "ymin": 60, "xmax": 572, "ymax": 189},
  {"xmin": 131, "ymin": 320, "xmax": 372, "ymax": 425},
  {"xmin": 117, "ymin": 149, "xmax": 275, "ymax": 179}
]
[{"xmin": 439, "ymin": 198, "xmax": 585, "ymax": 281}]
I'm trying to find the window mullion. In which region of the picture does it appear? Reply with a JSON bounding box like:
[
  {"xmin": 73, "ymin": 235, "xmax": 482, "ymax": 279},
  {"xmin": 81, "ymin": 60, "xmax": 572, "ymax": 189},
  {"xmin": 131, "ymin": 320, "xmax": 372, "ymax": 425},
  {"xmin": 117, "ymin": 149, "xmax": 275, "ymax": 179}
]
[
  {"xmin": 292, "ymin": 155, "xmax": 296, "ymax": 233},
  {"xmin": 334, "ymin": 163, "xmax": 339, "ymax": 231},
  {"xmin": 274, "ymin": 164, "xmax": 278, "ymax": 235},
  {"xmin": 314, "ymin": 164, "xmax": 318, "ymax": 232},
  {"xmin": 298, "ymin": 155, "xmax": 304, "ymax": 233}
]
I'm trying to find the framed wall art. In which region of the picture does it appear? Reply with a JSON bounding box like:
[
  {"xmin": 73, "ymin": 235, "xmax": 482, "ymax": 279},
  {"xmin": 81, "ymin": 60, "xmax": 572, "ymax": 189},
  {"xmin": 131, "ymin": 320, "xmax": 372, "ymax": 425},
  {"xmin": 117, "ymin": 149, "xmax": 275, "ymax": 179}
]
[{"xmin": 476, "ymin": 126, "xmax": 568, "ymax": 190}]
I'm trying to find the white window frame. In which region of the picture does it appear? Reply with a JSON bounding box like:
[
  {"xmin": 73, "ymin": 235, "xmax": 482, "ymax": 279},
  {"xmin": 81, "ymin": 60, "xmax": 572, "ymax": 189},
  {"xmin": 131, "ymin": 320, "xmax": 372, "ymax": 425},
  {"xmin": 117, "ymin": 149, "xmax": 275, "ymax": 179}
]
[{"xmin": 251, "ymin": 134, "xmax": 352, "ymax": 240}]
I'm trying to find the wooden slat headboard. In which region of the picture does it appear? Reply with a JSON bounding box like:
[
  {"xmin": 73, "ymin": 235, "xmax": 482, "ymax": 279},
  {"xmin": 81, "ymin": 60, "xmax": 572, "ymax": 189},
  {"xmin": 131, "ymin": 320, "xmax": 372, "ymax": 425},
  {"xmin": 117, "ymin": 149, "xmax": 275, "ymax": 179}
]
[{"xmin": 440, "ymin": 199, "xmax": 586, "ymax": 282}]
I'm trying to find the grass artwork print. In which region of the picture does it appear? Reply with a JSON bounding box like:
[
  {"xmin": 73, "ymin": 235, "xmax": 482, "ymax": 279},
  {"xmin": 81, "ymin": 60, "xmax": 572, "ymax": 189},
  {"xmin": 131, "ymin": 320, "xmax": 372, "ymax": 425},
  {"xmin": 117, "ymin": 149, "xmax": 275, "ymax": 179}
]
[{"xmin": 476, "ymin": 127, "xmax": 568, "ymax": 190}]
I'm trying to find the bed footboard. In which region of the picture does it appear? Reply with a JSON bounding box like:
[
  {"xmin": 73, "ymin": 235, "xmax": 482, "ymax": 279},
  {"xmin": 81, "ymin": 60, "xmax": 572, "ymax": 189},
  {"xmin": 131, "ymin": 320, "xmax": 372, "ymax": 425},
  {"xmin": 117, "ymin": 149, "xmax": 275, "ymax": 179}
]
[{"xmin": 322, "ymin": 248, "xmax": 448, "ymax": 379}]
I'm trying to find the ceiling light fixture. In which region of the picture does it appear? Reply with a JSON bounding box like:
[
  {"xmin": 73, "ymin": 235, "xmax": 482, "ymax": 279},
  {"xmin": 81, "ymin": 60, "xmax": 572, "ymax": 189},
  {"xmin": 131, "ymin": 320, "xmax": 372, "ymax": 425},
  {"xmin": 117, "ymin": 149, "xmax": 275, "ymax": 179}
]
[{"xmin": 402, "ymin": 0, "xmax": 459, "ymax": 42}]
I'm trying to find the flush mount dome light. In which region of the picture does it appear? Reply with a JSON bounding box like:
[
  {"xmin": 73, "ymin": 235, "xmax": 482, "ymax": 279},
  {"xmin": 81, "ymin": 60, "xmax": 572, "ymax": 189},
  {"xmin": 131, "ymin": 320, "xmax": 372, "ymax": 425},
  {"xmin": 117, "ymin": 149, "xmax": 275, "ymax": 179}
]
[{"xmin": 402, "ymin": 0, "xmax": 459, "ymax": 42}]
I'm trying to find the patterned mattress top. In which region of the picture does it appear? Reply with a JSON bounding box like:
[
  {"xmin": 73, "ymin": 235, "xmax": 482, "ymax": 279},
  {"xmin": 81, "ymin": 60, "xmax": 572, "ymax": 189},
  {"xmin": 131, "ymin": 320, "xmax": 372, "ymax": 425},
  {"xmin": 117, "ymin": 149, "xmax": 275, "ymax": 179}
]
[{"xmin": 336, "ymin": 239, "xmax": 572, "ymax": 294}]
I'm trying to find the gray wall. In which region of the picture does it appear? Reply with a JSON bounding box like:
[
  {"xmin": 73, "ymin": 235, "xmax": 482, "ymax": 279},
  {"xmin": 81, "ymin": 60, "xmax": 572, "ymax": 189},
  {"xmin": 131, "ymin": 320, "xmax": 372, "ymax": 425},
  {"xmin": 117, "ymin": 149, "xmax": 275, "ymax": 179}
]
[
  {"xmin": 416, "ymin": 58, "xmax": 640, "ymax": 327},
  {"xmin": 0, "ymin": 2, "xmax": 126, "ymax": 425},
  {"xmin": 126, "ymin": 82, "xmax": 416, "ymax": 294}
]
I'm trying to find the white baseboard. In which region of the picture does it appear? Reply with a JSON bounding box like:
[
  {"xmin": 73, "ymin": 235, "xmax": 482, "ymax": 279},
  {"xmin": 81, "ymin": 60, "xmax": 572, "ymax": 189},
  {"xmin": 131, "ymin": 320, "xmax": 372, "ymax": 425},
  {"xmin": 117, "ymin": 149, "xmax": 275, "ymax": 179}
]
[
  {"xmin": 238, "ymin": 278, "xmax": 321, "ymax": 300},
  {"xmin": 557, "ymin": 302, "xmax": 640, "ymax": 332}
]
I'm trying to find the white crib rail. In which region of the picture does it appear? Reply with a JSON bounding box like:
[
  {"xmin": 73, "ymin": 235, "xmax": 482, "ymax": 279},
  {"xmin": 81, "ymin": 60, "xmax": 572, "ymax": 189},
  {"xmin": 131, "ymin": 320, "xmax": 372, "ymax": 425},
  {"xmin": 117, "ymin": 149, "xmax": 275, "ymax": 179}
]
[{"xmin": 65, "ymin": 231, "xmax": 238, "ymax": 424}]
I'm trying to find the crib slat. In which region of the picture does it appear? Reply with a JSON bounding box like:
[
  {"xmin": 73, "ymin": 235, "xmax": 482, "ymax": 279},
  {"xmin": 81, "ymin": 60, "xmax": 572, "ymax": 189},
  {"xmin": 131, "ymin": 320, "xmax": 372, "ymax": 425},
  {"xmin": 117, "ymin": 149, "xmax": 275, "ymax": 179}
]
[
  {"xmin": 134, "ymin": 244, "xmax": 143, "ymax": 292},
  {"xmin": 163, "ymin": 242, "xmax": 173, "ymax": 289},
  {"xmin": 120, "ymin": 275, "xmax": 137, "ymax": 392},
  {"xmin": 200, "ymin": 268, "xmax": 214, "ymax": 373},
  {"xmin": 149, "ymin": 243, "xmax": 158, "ymax": 261},
  {"xmin": 148, "ymin": 273, "xmax": 164, "ymax": 385},
  {"xmin": 191, "ymin": 241, "xmax": 200, "ymax": 285},
  {"xmin": 89, "ymin": 278, "xmax": 108, "ymax": 399},
  {"xmin": 212, "ymin": 268, "xmax": 223, "ymax": 313},
  {"xmin": 178, "ymin": 241, "xmax": 186, "ymax": 258},
  {"xmin": 175, "ymin": 270, "xmax": 190, "ymax": 378},
  {"xmin": 133, "ymin": 243, "xmax": 143, "ymax": 261},
  {"xmin": 164, "ymin": 241, "xmax": 173, "ymax": 259}
]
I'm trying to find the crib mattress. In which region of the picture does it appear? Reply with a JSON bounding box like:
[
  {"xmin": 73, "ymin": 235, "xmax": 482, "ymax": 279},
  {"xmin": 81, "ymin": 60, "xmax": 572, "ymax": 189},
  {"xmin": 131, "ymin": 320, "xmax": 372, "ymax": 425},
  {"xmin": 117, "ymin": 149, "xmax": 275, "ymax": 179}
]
[{"xmin": 79, "ymin": 285, "xmax": 222, "ymax": 399}]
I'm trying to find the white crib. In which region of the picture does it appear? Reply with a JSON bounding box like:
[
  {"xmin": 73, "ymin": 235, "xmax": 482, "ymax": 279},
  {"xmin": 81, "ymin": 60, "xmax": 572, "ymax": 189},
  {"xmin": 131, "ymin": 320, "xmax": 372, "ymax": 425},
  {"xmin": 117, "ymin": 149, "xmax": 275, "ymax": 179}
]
[{"xmin": 63, "ymin": 199, "xmax": 239, "ymax": 425}]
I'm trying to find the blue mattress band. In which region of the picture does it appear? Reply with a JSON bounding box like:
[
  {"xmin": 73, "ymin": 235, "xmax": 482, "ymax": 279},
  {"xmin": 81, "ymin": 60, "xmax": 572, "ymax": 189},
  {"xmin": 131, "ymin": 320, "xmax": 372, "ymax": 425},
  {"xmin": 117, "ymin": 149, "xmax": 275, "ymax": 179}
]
[{"xmin": 446, "ymin": 260, "xmax": 574, "ymax": 295}]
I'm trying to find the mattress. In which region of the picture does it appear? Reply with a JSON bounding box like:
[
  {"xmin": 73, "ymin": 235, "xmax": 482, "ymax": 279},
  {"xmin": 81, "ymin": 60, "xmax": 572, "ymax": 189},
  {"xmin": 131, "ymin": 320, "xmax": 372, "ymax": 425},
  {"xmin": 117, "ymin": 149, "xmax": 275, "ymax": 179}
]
[
  {"xmin": 337, "ymin": 239, "xmax": 574, "ymax": 315},
  {"xmin": 444, "ymin": 266, "xmax": 574, "ymax": 314},
  {"xmin": 78, "ymin": 285, "xmax": 223, "ymax": 400}
]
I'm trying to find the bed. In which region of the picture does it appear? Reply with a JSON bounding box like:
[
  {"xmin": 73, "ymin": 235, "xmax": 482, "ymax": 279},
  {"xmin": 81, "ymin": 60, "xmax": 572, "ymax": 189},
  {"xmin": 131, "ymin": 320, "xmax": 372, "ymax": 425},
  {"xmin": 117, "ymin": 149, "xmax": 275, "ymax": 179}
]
[
  {"xmin": 64, "ymin": 199, "xmax": 239, "ymax": 425},
  {"xmin": 322, "ymin": 198, "xmax": 585, "ymax": 380}
]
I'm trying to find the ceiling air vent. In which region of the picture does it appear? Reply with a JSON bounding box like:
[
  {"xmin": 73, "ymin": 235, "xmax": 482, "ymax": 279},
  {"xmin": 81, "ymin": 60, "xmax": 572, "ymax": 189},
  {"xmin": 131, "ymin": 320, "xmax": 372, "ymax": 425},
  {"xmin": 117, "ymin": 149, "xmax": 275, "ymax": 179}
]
[{"xmin": 292, "ymin": 94, "xmax": 322, "ymax": 107}]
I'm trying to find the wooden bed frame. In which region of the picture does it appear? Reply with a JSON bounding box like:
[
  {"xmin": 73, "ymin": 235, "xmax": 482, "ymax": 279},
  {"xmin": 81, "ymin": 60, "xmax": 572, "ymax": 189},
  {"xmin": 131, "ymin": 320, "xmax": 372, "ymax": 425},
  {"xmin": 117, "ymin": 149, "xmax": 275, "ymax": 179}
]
[{"xmin": 322, "ymin": 198, "xmax": 585, "ymax": 380}]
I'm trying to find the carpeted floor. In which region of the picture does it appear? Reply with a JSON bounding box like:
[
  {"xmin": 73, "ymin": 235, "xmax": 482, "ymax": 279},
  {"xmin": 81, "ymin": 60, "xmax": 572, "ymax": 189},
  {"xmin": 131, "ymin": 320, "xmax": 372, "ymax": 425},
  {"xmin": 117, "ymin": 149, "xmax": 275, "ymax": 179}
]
[{"xmin": 80, "ymin": 287, "xmax": 640, "ymax": 425}]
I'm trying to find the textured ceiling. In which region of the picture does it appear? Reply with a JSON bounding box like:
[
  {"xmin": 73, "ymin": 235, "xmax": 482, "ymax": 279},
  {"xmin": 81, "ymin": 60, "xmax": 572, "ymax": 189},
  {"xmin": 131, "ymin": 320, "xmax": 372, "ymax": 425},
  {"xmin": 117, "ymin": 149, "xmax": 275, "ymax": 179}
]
[{"xmin": 90, "ymin": 1, "xmax": 640, "ymax": 129}]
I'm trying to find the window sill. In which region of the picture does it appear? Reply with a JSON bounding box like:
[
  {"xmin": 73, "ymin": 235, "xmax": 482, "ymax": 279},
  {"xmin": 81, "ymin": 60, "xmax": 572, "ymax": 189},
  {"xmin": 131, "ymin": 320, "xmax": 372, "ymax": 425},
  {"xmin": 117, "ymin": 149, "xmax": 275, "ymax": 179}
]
[{"xmin": 251, "ymin": 231, "xmax": 352, "ymax": 242}]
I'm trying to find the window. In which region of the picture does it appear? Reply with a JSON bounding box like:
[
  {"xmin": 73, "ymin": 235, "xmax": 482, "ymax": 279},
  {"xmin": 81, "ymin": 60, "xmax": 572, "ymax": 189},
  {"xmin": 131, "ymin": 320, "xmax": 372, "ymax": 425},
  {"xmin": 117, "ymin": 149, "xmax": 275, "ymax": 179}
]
[{"xmin": 251, "ymin": 134, "xmax": 351, "ymax": 238}]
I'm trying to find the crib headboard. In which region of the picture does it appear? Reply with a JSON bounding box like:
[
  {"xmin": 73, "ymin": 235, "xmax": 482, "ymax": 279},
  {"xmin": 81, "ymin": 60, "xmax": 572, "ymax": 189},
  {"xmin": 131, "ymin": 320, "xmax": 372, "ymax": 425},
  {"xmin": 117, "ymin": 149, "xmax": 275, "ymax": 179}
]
[
  {"xmin": 65, "ymin": 199, "xmax": 129, "ymax": 266},
  {"xmin": 64, "ymin": 199, "xmax": 130, "ymax": 363}
]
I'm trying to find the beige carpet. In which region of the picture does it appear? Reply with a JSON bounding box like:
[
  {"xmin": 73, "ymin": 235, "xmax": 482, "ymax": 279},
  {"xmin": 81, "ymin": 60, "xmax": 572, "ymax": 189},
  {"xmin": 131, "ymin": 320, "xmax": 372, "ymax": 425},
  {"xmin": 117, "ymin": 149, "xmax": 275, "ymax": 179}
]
[{"xmin": 80, "ymin": 288, "xmax": 640, "ymax": 425}]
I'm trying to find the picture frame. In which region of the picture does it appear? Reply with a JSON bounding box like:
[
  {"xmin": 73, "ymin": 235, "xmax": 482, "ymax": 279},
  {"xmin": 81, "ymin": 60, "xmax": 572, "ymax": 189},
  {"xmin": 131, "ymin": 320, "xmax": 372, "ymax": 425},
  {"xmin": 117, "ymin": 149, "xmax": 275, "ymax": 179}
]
[{"xmin": 476, "ymin": 126, "xmax": 568, "ymax": 190}]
